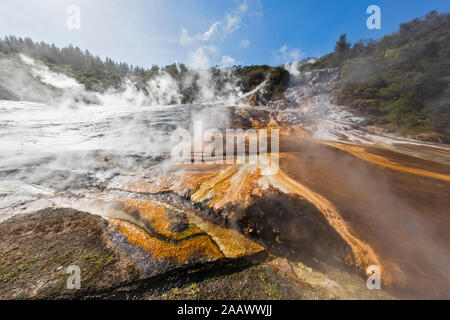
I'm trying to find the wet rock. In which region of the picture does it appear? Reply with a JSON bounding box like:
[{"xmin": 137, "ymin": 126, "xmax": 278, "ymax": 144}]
[
  {"xmin": 236, "ymin": 191, "xmax": 352, "ymax": 265},
  {"xmin": 0, "ymin": 200, "xmax": 265, "ymax": 299},
  {"xmin": 0, "ymin": 208, "xmax": 140, "ymax": 299},
  {"xmin": 108, "ymin": 161, "xmax": 377, "ymax": 273},
  {"xmin": 152, "ymin": 262, "xmax": 324, "ymax": 300},
  {"xmin": 151, "ymin": 257, "xmax": 393, "ymax": 300}
]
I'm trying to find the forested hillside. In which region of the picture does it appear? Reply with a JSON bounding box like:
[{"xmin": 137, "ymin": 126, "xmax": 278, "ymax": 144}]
[
  {"xmin": 0, "ymin": 36, "xmax": 288, "ymax": 103},
  {"xmin": 303, "ymin": 11, "xmax": 450, "ymax": 140},
  {"xmin": 0, "ymin": 36, "xmax": 140, "ymax": 90}
]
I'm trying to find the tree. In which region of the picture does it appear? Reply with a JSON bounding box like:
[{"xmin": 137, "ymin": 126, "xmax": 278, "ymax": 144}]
[
  {"xmin": 334, "ymin": 34, "xmax": 351, "ymax": 54},
  {"xmin": 425, "ymin": 10, "xmax": 438, "ymax": 20}
]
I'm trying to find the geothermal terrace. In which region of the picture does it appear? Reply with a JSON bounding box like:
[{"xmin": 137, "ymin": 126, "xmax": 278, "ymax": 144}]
[{"xmin": 1, "ymin": 100, "xmax": 449, "ymax": 299}]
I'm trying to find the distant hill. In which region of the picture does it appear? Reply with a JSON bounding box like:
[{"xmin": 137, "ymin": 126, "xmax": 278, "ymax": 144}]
[{"xmin": 0, "ymin": 36, "xmax": 287, "ymax": 104}]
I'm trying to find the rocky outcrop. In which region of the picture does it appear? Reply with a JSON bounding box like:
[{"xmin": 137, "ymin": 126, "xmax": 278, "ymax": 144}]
[
  {"xmin": 0, "ymin": 201, "xmax": 265, "ymax": 299},
  {"xmin": 0, "ymin": 208, "xmax": 139, "ymax": 299},
  {"xmin": 0, "ymin": 200, "xmax": 392, "ymax": 300},
  {"xmin": 284, "ymin": 68, "xmax": 341, "ymax": 108},
  {"xmin": 106, "ymin": 158, "xmax": 379, "ymax": 277},
  {"xmin": 241, "ymin": 68, "xmax": 341, "ymax": 110},
  {"xmin": 152, "ymin": 257, "xmax": 393, "ymax": 300}
]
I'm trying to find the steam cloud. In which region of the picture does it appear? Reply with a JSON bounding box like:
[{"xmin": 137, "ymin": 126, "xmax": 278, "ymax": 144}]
[{"xmin": 0, "ymin": 53, "xmax": 245, "ymax": 209}]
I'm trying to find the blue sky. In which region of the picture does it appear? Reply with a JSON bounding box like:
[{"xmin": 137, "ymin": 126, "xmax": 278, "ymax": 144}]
[{"xmin": 0, "ymin": 0, "xmax": 449, "ymax": 68}]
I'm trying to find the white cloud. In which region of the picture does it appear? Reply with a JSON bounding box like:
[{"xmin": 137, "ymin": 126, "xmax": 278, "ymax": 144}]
[
  {"xmin": 180, "ymin": 0, "xmax": 250, "ymax": 45},
  {"xmin": 223, "ymin": 1, "xmax": 249, "ymax": 35},
  {"xmin": 224, "ymin": 14, "xmax": 241, "ymax": 34},
  {"xmin": 180, "ymin": 21, "xmax": 221, "ymax": 45},
  {"xmin": 276, "ymin": 44, "xmax": 304, "ymax": 63},
  {"xmin": 200, "ymin": 21, "xmax": 221, "ymax": 41},
  {"xmin": 278, "ymin": 44, "xmax": 288, "ymax": 55},
  {"xmin": 240, "ymin": 39, "xmax": 250, "ymax": 48},
  {"xmin": 239, "ymin": 0, "xmax": 248, "ymax": 13},
  {"xmin": 289, "ymin": 48, "xmax": 301, "ymax": 60},
  {"xmin": 180, "ymin": 1, "xmax": 255, "ymax": 68},
  {"xmin": 220, "ymin": 55, "xmax": 236, "ymax": 67},
  {"xmin": 180, "ymin": 28, "xmax": 191, "ymax": 45},
  {"xmin": 187, "ymin": 46, "xmax": 218, "ymax": 69}
]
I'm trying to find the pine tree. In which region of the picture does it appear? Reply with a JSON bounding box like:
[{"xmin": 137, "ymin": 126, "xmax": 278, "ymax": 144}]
[{"xmin": 334, "ymin": 34, "xmax": 351, "ymax": 54}]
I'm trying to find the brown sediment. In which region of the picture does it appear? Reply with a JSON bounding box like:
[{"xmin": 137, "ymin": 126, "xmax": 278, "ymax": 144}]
[
  {"xmin": 280, "ymin": 125, "xmax": 310, "ymax": 138},
  {"xmin": 324, "ymin": 142, "xmax": 450, "ymax": 182},
  {"xmin": 277, "ymin": 137, "xmax": 450, "ymax": 297},
  {"xmin": 259, "ymin": 167, "xmax": 385, "ymax": 281}
]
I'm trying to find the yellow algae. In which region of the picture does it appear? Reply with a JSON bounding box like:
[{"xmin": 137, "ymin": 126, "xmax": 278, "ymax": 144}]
[
  {"xmin": 155, "ymin": 169, "xmax": 222, "ymax": 194},
  {"xmin": 191, "ymin": 166, "xmax": 240, "ymax": 205},
  {"xmin": 190, "ymin": 165, "xmax": 262, "ymax": 211},
  {"xmin": 123, "ymin": 200, "xmax": 203, "ymax": 240},
  {"xmin": 108, "ymin": 218, "xmax": 224, "ymax": 264},
  {"xmin": 184, "ymin": 211, "xmax": 264, "ymax": 259},
  {"xmin": 174, "ymin": 159, "xmax": 386, "ymax": 280},
  {"xmin": 126, "ymin": 153, "xmax": 388, "ymax": 282},
  {"xmin": 279, "ymin": 126, "xmax": 310, "ymax": 138},
  {"xmin": 251, "ymin": 119, "xmax": 266, "ymax": 129},
  {"xmin": 122, "ymin": 198, "xmax": 264, "ymax": 259},
  {"xmin": 104, "ymin": 127, "xmax": 403, "ymax": 285},
  {"xmin": 324, "ymin": 142, "xmax": 450, "ymax": 182},
  {"xmin": 267, "ymin": 117, "xmax": 279, "ymax": 128},
  {"xmin": 172, "ymin": 159, "xmax": 385, "ymax": 280}
]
